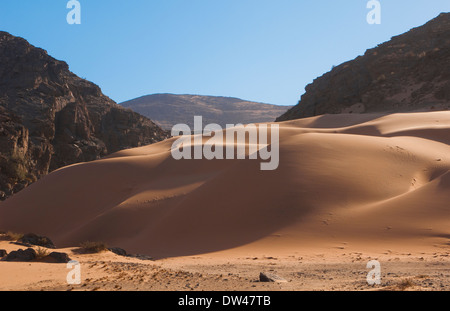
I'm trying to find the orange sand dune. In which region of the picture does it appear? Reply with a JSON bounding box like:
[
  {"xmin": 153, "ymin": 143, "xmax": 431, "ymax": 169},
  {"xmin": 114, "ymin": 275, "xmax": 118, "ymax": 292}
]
[{"xmin": 1, "ymin": 111, "xmax": 450, "ymax": 259}]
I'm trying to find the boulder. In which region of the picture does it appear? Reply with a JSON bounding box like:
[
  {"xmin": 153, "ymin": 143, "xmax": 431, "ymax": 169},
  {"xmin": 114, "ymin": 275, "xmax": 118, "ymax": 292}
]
[
  {"xmin": 108, "ymin": 247, "xmax": 127, "ymax": 256},
  {"xmin": 18, "ymin": 233, "xmax": 56, "ymax": 249},
  {"xmin": 43, "ymin": 252, "xmax": 72, "ymax": 263},
  {"xmin": 4, "ymin": 248, "xmax": 36, "ymax": 262},
  {"xmin": 259, "ymin": 272, "xmax": 287, "ymax": 283}
]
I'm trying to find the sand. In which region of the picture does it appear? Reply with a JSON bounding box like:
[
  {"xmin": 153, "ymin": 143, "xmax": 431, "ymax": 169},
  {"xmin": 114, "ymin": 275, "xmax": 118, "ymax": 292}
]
[
  {"xmin": 1, "ymin": 111, "xmax": 450, "ymax": 291},
  {"xmin": 1, "ymin": 239, "xmax": 449, "ymax": 291}
]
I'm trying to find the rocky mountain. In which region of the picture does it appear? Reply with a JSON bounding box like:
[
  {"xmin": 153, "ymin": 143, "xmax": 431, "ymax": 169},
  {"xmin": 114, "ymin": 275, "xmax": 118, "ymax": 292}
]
[
  {"xmin": 121, "ymin": 94, "xmax": 292, "ymax": 130},
  {"xmin": 277, "ymin": 13, "xmax": 450, "ymax": 122},
  {"xmin": 0, "ymin": 31, "xmax": 169, "ymax": 200}
]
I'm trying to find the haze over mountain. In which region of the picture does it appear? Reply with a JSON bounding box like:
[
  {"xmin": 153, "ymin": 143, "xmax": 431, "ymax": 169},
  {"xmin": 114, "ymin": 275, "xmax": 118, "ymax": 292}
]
[
  {"xmin": 0, "ymin": 32, "xmax": 168, "ymax": 200},
  {"xmin": 277, "ymin": 13, "xmax": 450, "ymax": 121},
  {"xmin": 121, "ymin": 94, "xmax": 292, "ymax": 130}
]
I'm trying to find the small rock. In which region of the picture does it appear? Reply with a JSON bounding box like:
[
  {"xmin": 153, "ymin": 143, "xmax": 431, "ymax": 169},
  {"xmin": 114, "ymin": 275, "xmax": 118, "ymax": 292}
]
[
  {"xmin": 127, "ymin": 254, "xmax": 153, "ymax": 261},
  {"xmin": 108, "ymin": 247, "xmax": 127, "ymax": 256},
  {"xmin": 4, "ymin": 248, "xmax": 36, "ymax": 262},
  {"xmin": 43, "ymin": 252, "xmax": 72, "ymax": 263},
  {"xmin": 259, "ymin": 272, "xmax": 287, "ymax": 283},
  {"xmin": 0, "ymin": 249, "xmax": 7, "ymax": 257}
]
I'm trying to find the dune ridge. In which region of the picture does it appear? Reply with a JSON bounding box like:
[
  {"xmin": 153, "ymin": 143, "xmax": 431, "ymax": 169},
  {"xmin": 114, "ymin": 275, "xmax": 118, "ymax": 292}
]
[{"xmin": 0, "ymin": 111, "xmax": 449, "ymax": 259}]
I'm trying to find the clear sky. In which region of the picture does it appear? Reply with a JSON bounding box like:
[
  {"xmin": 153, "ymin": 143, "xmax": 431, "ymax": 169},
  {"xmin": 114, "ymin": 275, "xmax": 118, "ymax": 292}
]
[{"xmin": 0, "ymin": 1, "xmax": 449, "ymax": 106}]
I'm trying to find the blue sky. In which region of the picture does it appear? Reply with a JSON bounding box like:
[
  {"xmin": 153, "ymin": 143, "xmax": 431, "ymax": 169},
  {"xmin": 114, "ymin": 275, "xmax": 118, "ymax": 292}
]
[{"xmin": 0, "ymin": 1, "xmax": 449, "ymax": 106}]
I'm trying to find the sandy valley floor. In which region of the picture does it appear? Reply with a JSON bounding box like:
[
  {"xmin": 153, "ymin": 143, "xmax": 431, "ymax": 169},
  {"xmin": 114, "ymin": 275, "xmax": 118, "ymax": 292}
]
[{"xmin": 1, "ymin": 239, "xmax": 450, "ymax": 291}]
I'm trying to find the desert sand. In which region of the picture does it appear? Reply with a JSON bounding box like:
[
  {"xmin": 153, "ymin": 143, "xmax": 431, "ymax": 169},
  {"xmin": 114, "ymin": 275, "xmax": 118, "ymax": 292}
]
[
  {"xmin": 1, "ymin": 111, "xmax": 450, "ymax": 291},
  {"xmin": 1, "ymin": 237, "xmax": 450, "ymax": 291}
]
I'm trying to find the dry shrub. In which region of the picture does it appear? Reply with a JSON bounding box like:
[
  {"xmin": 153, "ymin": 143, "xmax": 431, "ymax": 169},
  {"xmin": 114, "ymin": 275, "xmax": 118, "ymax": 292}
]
[
  {"xmin": 397, "ymin": 279, "xmax": 415, "ymax": 291},
  {"xmin": 5, "ymin": 231, "xmax": 23, "ymax": 241},
  {"xmin": 79, "ymin": 241, "xmax": 108, "ymax": 254}
]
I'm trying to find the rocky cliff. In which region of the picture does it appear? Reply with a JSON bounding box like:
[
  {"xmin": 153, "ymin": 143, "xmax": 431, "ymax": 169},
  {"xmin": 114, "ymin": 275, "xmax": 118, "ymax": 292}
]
[
  {"xmin": 0, "ymin": 32, "xmax": 169, "ymax": 200},
  {"xmin": 277, "ymin": 13, "xmax": 450, "ymax": 121}
]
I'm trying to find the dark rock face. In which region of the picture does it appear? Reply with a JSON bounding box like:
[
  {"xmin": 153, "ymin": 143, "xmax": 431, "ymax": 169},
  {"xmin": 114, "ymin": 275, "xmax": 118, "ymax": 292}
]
[
  {"xmin": 0, "ymin": 32, "xmax": 169, "ymax": 199},
  {"xmin": 0, "ymin": 249, "xmax": 7, "ymax": 257},
  {"xmin": 277, "ymin": 13, "xmax": 450, "ymax": 122},
  {"xmin": 4, "ymin": 248, "xmax": 36, "ymax": 262},
  {"xmin": 18, "ymin": 233, "xmax": 56, "ymax": 249}
]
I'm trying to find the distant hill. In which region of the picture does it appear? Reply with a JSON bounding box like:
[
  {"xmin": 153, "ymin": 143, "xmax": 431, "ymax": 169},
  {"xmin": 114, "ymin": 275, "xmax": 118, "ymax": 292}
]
[
  {"xmin": 0, "ymin": 31, "xmax": 168, "ymax": 200},
  {"xmin": 277, "ymin": 13, "xmax": 450, "ymax": 121},
  {"xmin": 121, "ymin": 94, "xmax": 292, "ymax": 130}
]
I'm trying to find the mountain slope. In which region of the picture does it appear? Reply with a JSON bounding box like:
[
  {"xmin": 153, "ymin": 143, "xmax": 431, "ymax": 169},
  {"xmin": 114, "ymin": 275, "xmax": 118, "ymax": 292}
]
[
  {"xmin": 277, "ymin": 13, "xmax": 450, "ymax": 121},
  {"xmin": 121, "ymin": 94, "xmax": 292, "ymax": 130},
  {"xmin": 0, "ymin": 32, "xmax": 169, "ymax": 200}
]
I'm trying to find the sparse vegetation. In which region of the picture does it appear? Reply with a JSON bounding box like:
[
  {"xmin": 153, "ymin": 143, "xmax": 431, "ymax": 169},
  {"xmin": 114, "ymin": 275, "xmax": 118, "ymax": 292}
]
[
  {"xmin": 376, "ymin": 74, "xmax": 386, "ymax": 82},
  {"xmin": 79, "ymin": 241, "xmax": 108, "ymax": 254},
  {"xmin": 5, "ymin": 231, "xmax": 24, "ymax": 241},
  {"xmin": 5, "ymin": 154, "xmax": 28, "ymax": 181},
  {"xmin": 35, "ymin": 247, "xmax": 49, "ymax": 260},
  {"xmin": 418, "ymin": 51, "xmax": 427, "ymax": 58},
  {"xmin": 397, "ymin": 278, "xmax": 415, "ymax": 291}
]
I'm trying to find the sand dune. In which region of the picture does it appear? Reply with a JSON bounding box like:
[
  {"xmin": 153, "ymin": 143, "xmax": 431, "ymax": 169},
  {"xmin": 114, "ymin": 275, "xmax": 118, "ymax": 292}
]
[{"xmin": 1, "ymin": 111, "xmax": 450, "ymax": 259}]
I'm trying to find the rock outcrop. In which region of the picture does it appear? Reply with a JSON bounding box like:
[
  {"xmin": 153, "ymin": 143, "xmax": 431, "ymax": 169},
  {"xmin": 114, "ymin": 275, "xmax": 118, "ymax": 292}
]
[
  {"xmin": 0, "ymin": 32, "xmax": 169, "ymax": 200},
  {"xmin": 3, "ymin": 248, "xmax": 36, "ymax": 262},
  {"xmin": 277, "ymin": 13, "xmax": 450, "ymax": 121},
  {"xmin": 18, "ymin": 233, "xmax": 55, "ymax": 249},
  {"xmin": 43, "ymin": 252, "xmax": 71, "ymax": 263}
]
